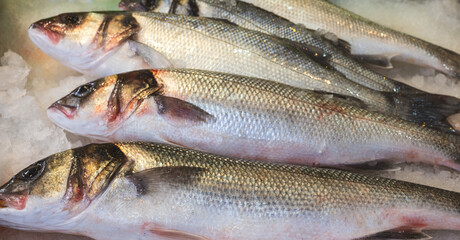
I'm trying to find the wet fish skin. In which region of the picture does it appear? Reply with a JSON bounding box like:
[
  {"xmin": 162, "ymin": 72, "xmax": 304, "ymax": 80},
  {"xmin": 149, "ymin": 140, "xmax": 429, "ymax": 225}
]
[
  {"xmin": 29, "ymin": 11, "xmax": 460, "ymax": 132},
  {"xmin": 242, "ymin": 0, "xmax": 460, "ymax": 77},
  {"xmin": 1, "ymin": 142, "xmax": 460, "ymax": 239},
  {"xmin": 28, "ymin": 11, "xmax": 397, "ymax": 114},
  {"xmin": 47, "ymin": 69, "xmax": 460, "ymax": 170},
  {"xmin": 119, "ymin": 0, "xmax": 405, "ymax": 93}
]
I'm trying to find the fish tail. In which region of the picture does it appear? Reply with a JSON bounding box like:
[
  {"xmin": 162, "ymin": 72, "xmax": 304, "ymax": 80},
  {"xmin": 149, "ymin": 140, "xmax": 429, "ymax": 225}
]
[{"xmin": 388, "ymin": 92, "xmax": 460, "ymax": 134}]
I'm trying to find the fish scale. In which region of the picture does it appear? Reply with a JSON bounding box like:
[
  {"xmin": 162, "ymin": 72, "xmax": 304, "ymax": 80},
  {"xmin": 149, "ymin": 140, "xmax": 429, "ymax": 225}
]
[
  {"xmin": 120, "ymin": 0, "xmax": 401, "ymax": 92},
  {"xmin": 48, "ymin": 69, "xmax": 460, "ymax": 170},
  {"xmin": 3, "ymin": 142, "xmax": 459, "ymax": 238},
  {"xmin": 85, "ymin": 142, "xmax": 460, "ymax": 239},
  {"xmin": 29, "ymin": 11, "xmax": 460, "ymax": 132},
  {"xmin": 242, "ymin": 0, "xmax": 460, "ymax": 77},
  {"xmin": 131, "ymin": 12, "xmax": 391, "ymax": 111}
]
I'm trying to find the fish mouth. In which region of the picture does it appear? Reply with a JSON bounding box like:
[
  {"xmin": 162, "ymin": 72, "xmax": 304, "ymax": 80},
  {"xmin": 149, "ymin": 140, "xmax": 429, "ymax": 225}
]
[
  {"xmin": 0, "ymin": 196, "xmax": 7, "ymax": 208},
  {"xmin": 48, "ymin": 102, "xmax": 77, "ymax": 119},
  {"xmin": 29, "ymin": 22, "xmax": 63, "ymax": 45}
]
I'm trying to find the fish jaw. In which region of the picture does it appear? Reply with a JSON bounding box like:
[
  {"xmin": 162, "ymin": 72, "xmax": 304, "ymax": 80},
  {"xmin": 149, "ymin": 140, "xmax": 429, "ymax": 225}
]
[
  {"xmin": 0, "ymin": 192, "xmax": 27, "ymax": 211},
  {"xmin": 47, "ymin": 103, "xmax": 114, "ymax": 141},
  {"xmin": 28, "ymin": 25, "xmax": 107, "ymax": 74},
  {"xmin": 28, "ymin": 12, "xmax": 144, "ymax": 77}
]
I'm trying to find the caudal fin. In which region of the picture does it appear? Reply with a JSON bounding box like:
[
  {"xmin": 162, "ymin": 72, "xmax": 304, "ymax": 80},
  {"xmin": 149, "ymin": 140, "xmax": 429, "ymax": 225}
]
[{"xmin": 389, "ymin": 92, "xmax": 460, "ymax": 134}]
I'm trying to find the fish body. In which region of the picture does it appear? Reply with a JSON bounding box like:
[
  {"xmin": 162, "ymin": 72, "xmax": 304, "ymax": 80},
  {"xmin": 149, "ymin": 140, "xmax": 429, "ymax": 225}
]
[
  {"xmin": 119, "ymin": 0, "xmax": 405, "ymax": 93},
  {"xmin": 47, "ymin": 69, "xmax": 460, "ymax": 170},
  {"xmin": 241, "ymin": 0, "xmax": 460, "ymax": 77},
  {"xmin": 28, "ymin": 11, "xmax": 460, "ymax": 132},
  {"xmin": 1, "ymin": 142, "xmax": 460, "ymax": 239}
]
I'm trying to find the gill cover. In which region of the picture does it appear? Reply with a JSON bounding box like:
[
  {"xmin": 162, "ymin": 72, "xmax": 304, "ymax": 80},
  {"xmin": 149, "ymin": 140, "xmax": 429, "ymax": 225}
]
[{"xmin": 62, "ymin": 144, "xmax": 127, "ymax": 213}]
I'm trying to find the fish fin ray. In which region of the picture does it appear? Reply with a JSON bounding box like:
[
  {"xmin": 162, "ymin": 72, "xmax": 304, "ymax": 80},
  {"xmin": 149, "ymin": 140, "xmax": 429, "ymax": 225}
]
[
  {"xmin": 128, "ymin": 40, "xmax": 174, "ymax": 68},
  {"xmin": 169, "ymin": 0, "xmax": 200, "ymax": 16},
  {"xmin": 315, "ymin": 29, "xmax": 351, "ymax": 54},
  {"xmin": 364, "ymin": 228, "xmax": 431, "ymax": 239},
  {"xmin": 286, "ymin": 39, "xmax": 331, "ymax": 68},
  {"xmin": 154, "ymin": 95, "xmax": 216, "ymax": 127},
  {"xmin": 352, "ymin": 53, "xmax": 399, "ymax": 69},
  {"xmin": 338, "ymin": 160, "xmax": 402, "ymax": 172},
  {"xmin": 148, "ymin": 227, "xmax": 209, "ymax": 240},
  {"xmin": 126, "ymin": 166, "xmax": 205, "ymax": 195},
  {"xmin": 209, "ymin": 17, "xmax": 239, "ymax": 27},
  {"xmin": 387, "ymin": 92, "xmax": 460, "ymax": 134},
  {"xmin": 306, "ymin": 90, "xmax": 367, "ymax": 109}
]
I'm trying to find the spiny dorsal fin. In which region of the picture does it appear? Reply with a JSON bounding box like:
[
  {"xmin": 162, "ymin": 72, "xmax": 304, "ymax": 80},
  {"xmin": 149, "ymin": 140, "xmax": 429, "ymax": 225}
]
[{"xmin": 126, "ymin": 166, "xmax": 205, "ymax": 195}]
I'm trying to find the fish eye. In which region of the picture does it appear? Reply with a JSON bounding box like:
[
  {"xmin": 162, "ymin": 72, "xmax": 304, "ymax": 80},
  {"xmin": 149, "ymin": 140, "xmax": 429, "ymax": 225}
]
[
  {"xmin": 73, "ymin": 84, "xmax": 94, "ymax": 98},
  {"xmin": 16, "ymin": 160, "xmax": 46, "ymax": 181},
  {"xmin": 61, "ymin": 14, "xmax": 81, "ymax": 26},
  {"xmin": 141, "ymin": 0, "xmax": 158, "ymax": 9}
]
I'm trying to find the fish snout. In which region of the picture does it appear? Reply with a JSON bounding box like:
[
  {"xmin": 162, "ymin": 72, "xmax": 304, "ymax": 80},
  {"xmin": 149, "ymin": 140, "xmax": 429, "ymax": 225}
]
[
  {"xmin": 48, "ymin": 101, "xmax": 77, "ymax": 119},
  {"xmin": 29, "ymin": 19, "xmax": 64, "ymax": 45}
]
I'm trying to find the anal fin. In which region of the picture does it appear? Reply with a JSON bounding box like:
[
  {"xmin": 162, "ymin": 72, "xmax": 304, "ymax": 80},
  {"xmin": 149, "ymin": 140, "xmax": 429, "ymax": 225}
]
[
  {"xmin": 364, "ymin": 228, "xmax": 431, "ymax": 239},
  {"xmin": 338, "ymin": 159, "xmax": 402, "ymax": 172}
]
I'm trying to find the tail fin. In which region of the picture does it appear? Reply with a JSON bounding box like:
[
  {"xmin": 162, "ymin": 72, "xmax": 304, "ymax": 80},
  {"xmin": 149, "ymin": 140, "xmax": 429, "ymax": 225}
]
[{"xmin": 388, "ymin": 92, "xmax": 460, "ymax": 134}]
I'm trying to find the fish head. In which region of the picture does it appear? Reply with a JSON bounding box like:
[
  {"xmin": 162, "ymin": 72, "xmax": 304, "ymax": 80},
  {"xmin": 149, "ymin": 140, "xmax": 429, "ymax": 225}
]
[
  {"xmin": 0, "ymin": 144, "xmax": 126, "ymax": 231},
  {"xmin": 119, "ymin": 0, "xmax": 199, "ymax": 16},
  {"xmin": 0, "ymin": 144, "xmax": 124, "ymax": 230},
  {"xmin": 28, "ymin": 12, "xmax": 140, "ymax": 74},
  {"xmin": 47, "ymin": 70, "xmax": 161, "ymax": 140}
]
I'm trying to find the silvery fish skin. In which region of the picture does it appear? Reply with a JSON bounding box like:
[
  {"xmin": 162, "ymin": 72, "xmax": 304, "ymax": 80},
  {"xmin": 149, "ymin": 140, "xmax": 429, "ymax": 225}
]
[
  {"xmin": 1, "ymin": 142, "xmax": 460, "ymax": 239},
  {"xmin": 28, "ymin": 11, "xmax": 460, "ymax": 132},
  {"xmin": 242, "ymin": 0, "xmax": 460, "ymax": 77},
  {"xmin": 119, "ymin": 0, "xmax": 405, "ymax": 93},
  {"xmin": 47, "ymin": 69, "xmax": 460, "ymax": 170},
  {"xmin": 27, "ymin": 11, "xmax": 400, "ymax": 114}
]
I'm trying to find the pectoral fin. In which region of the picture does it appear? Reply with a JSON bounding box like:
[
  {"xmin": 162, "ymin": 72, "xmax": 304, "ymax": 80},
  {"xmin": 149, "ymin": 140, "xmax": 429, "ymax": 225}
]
[
  {"xmin": 148, "ymin": 227, "xmax": 210, "ymax": 240},
  {"xmin": 126, "ymin": 166, "xmax": 205, "ymax": 195},
  {"xmin": 128, "ymin": 40, "xmax": 174, "ymax": 68},
  {"xmin": 154, "ymin": 95, "xmax": 216, "ymax": 127}
]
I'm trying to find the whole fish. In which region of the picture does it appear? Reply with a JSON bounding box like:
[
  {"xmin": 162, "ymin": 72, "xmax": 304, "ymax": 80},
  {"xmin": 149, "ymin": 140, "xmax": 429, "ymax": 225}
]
[
  {"xmin": 28, "ymin": 11, "xmax": 460, "ymax": 132},
  {"xmin": 119, "ymin": 0, "xmax": 407, "ymax": 93},
  {"xmin": 47, "ymin": 69, "xmax": 460, "ymax": 170},
  {"xmin": 241, "ymin": 0, "xmax": 460, "ymax": 77},
  {"xmin": 1, "ymin": 142, "xmax": 460, "ymax": 239}
]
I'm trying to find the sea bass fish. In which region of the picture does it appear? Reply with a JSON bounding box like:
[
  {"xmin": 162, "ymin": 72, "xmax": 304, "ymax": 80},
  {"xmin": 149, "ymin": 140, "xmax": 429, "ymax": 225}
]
[
  {"xmin": 47, "ymin": 69, "xmax": 460, "ymax": 170},
  {"xmin": 1, "ymin": 142, "xmax": 460, "ymax": 239},
  {"xmin": 118, "ymin": 0, "xmax": 407, "ymax": 93},
  {"xmin": 28, "ymin": 11, "xmax": 460, "ymax": 132},
  {"xmin": 241, "ymin": 0, "xmax": 460, "ymax": 77}
]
